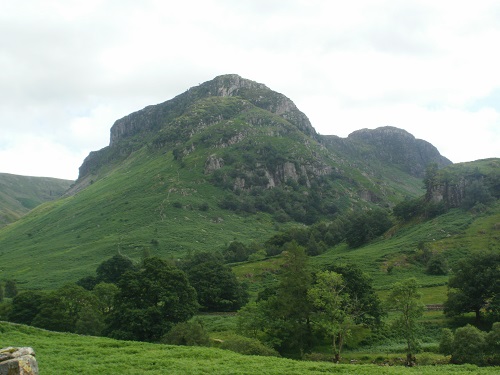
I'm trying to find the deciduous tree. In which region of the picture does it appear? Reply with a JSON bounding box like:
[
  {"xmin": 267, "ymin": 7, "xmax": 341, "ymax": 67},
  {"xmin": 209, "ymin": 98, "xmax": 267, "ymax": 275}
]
[
  {"xmin": 386, "ymin": 278, "xmax": 424, "ymax": 366},
  {"xmin": 444, "ymin": 251, "xmax": 500, "ymax": 322},
  {"xmin": 105, "ymin": 257, "xmax": 198, "ymax": 342}
]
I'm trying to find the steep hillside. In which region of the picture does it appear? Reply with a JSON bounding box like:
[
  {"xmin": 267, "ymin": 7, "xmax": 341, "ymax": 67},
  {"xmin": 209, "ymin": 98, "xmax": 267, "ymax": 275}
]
[
  {"xmin": 0, "ymin": 173, "xmax": 73, "ymax": 227},
  {"xmin": 0, "ymin": 75, "xmax": 451, "ymax": 289}
]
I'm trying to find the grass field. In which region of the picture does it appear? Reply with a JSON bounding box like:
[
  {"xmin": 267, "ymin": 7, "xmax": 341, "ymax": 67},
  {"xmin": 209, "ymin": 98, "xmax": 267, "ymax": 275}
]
[{"xmin": 0, "ymin": 322, "xmax": 495, "ymax": 375}]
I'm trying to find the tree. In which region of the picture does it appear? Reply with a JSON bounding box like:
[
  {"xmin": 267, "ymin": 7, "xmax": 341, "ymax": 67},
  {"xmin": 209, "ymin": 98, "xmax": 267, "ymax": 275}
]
[
  {"xmin": 0, "ymin": 283, "xmax": 3, "ymax": 303},
  {"xmin": 8, "ymin": 291, "xmax": 45, "ymax": 325},
  {"xmin": 181, "ymin": 252, "xmax": 248, "ymax": 312},
  {"xmin": 93, "ymin": 282, "xmax": 119, "ymax": 315},
  {"xmin": 345, "ymin": 209, "xmax": 392, "ymax": 248},
  {"xmin": 105, "ymin": 257, "xmax": 198, "ymax": 342},
  {"xmin": 308, "ymin": 271, "xmax": 352, "ymax": 362},
  {"xmin": 439, "ymin": 328, "xmax": 454, "ymax": 356},
  {"xmin": 76, "ymin": 275, "xmax": 99, "ymax": 290},
  {"xmin": 31, "ymin": 284, "xmax": 98, "ymax": 333},
  {"xmin": 4, "ymin": 280, "xmax": 18, "ymax": 298},
  {"xmin": 263, "ymin": 241, "xmax": 313, "ymax": 357},
  {"xmin": 96, "ymin": 254, "xmax": 137, "ymax": 284},
  {"xmin": 444, "ymin": 251, "xmax": 500, "ymax": 322},
  {"xmin": 386, "ymin": 278, "xmax": 424, "ymax": 366},
  {"xmin": 462, "ymin": 179, "xmax": 494, "ymax": 209},
  {"xmin": 324, "ymin": 263, "xmax": 384, "ymax": 327}
]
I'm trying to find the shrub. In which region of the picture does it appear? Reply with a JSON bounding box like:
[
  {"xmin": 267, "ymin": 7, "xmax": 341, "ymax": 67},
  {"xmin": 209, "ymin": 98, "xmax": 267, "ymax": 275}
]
[
  {"xmin": 451, "ymin": 324, "xmax": 486, "ymax": 365},
  {"xmin": 161, "ymin": 321, "xmax": 210, "ymax": 346},
  {"xmin": 439, "ymin": 328, "xmax": 454, "ymax": 356},
  {"xmin": 218, "ymin": 334, "xmax": 279, "ymax": 357}
]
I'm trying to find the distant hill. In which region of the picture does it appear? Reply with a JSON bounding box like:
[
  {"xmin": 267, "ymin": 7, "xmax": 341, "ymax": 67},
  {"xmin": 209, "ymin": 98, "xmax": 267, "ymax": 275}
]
[
  {"xmin": 0, "ymin": 173, "xmax": 73, "ymax": 227},
  {"xmin": 0, "ymin": 74, "xmax": 456, "ymax": 289}
]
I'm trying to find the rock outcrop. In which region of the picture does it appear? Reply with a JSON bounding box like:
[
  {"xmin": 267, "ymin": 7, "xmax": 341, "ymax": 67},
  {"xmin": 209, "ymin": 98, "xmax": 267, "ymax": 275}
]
[
  {"xmin": 0, "ymin": 347, "xmax": 38, "ymax": 375},
  {"xmin": 108, "ymin": 74, "xmax": 317, "ymax": 147}
]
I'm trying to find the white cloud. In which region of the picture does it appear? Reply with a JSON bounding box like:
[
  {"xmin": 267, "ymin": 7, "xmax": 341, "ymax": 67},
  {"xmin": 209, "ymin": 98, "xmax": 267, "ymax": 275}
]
[{"xmin": 0, "ymin": 0, "xmax": 499, "ymax": 179}]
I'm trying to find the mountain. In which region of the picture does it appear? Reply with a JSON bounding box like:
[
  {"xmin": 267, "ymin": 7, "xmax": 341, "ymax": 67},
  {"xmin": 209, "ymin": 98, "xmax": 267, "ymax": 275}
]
[
  {"xmin": 0, "ymin": 74, "xmax": 453, "ymax": 289},
  {"xmin": 0, "ymin": 173, "xmax": 73, "ymax": 227},
  {"xmin": 323, "ymin": 126, "xmax": 451, "ymax": 178}
]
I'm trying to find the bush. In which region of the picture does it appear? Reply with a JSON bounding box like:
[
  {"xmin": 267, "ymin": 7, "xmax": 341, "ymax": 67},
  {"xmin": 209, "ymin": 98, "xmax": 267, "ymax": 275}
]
[
  {"xmin": 439, "ymin": 328, "xmax": 454, "ymax": 356},
  {"xmin": 451, "ymin": 324, "xmax": 486, "ymax": 365},
  {"xmin": 217, "ymin": 334, "xmax": 279, "ymax": 357},
  {"xmin": 161, "ymin": 321, "xmax": 210, "ymax": 346}
]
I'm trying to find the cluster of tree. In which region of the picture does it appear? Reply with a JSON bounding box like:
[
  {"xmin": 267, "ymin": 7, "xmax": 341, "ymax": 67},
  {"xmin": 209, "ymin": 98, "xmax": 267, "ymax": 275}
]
[
  {"xmin": 236, "ymin": 242, "xmax": 384, "ymax": 360},
  {"xmin": 221, "ymin": 209, "xmax": 392, "ymax": 266},
  {"xmin": 7, "ymin": 253, "xmax": 247, "ymax": 342},
  {"xmin": 444, "ymin": 251, "xmax": 499, "ymax": 323},
  {"xmin": 440, "ymin": 323, "xmax": 500, "ymax": 365}
]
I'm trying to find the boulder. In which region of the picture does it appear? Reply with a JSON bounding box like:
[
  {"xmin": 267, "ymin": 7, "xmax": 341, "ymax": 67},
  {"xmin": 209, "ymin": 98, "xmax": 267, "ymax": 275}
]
[{"xmin": 0, "ymin": 347, "xmax": 38, "ymax": 375}]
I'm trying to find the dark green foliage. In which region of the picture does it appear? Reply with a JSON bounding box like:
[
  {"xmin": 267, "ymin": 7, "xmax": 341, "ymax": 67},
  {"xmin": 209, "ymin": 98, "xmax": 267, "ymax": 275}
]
[
  {"xmin": 444, "ymin": 251, "xmax": 500, "ymax": 322},
  {"xmin": 0, "ymin": 284, "xmax": 3, "ymax": 302},
  {"xmin": 105, "ymin": 257, "xmax": 198, "ymax": 342},
  {"xmin": 450, "ymin": 324, "xmax": 486, "ymax": 365},
  {"xmin": 486, "ymin": 322, "xmax": 500, "ymax": 364},
  {"xmin": 386, "ymin": 278, "xmax": 424, "ymax": 366},
  {"xmin": 181, "ymin": 252, "xmax": 248, "ymax": 312},
  {"xmin": 223, "ymin": 241, "xmax": 254, "ymax": 263},
  {"xmin": 244, "ymin": 242, "xmax": 314, "ymax": 357},
  {"xmin": 426, "ymin": 253, "xmax": 448, "ymax": 275},
  {"xmin": 161, "ymin": 320, "xmax": 210, "ymax": 346},
  {"xmin": 76, "ymin": 275, "xmax": 99, "ymax": 290},
  {"xmin": 4, "ymin": 280, "xmax": 17, "ymax": 298},
  {"xmin": 96, "ymin": 254, "xmax": 137, "ymax": 284},
  {"xmin": 462, "ymin": 179, "xmax": 494, "ymax": 209},
  {"xmin": 93, "ymin": 282, "xmax": 119, "ymax": 315},
  {"xmin": 9, "ymin": 290, "xmax": 45, "ymax": 325},
  {"xmin": 323, "ymin": 263, "xmax": 384, "ymax": 327},
  {"xmin": 393, "ymin": 197, "xmax": 424, "ymax": 221},
  {"xmin": 440, "ymin": 323, "xmax": 500, "ymax": 365},
  {"xmin": 345, "ymin": 209, "xmax": 392, "ymax": 248},
  {"xmin": 439, "ymin": 328, "xmax": 454, "ymax": 356},
  {"xmin": 218, "ymin": 334, "xmax": 280, "ymax": 357},
  {"xmin": 32, "ymin": 284, "xmax": 98, "ymax": 333}
]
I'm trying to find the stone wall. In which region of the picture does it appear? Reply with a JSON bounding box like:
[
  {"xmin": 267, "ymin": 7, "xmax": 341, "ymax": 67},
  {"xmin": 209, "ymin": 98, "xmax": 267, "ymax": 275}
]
[{"xmin": 0, "ymin": 347, "xmax": 38, "ymax": 375}]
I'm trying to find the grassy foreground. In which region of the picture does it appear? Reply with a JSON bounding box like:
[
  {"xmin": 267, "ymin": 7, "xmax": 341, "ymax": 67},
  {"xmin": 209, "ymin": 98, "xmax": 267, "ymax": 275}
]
[{"xmin": 0, "ymin": 322, "xmax": 493, "ymax": 374}]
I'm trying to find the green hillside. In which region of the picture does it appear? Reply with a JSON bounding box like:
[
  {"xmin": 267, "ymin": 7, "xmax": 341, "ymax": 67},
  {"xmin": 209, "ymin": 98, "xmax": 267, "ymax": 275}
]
[
  {"xmin": 0, "ymin": 75, "xmax": 446, "ymax": 290},
  {"xmin": 0, "ymin": 173, "xmax": 73, "ymax": 227},
  {"xmin": 0, "ymin": 322, "xmax": 495, "ymax": 374}
]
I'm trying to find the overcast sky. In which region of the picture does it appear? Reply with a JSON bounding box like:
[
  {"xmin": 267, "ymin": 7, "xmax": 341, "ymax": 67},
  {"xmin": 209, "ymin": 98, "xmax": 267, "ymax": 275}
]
[{"xmin": 1, "ymin": 0, "xmax": 499, "ymax": 180}]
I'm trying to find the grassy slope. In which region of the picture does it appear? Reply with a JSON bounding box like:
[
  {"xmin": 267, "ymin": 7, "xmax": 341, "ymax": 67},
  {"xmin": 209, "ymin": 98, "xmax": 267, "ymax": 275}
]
[
  {"xmin": 233, "ymin": 201, "xmax": 500, "ymax": 303},
  {"xmin": 0, "ymin": 322, "xmax": 492, "ymax": 375},
  {"xmin": 0, "ymin": 148, "xmax": 280, "ymax": 289},
  {"xmin": 0, "ymin": 173, "xmax": 73, "ymax": 227},
  {"xmin": 0, "ymin": 123, "xmax": 426, "ymax": 290}
]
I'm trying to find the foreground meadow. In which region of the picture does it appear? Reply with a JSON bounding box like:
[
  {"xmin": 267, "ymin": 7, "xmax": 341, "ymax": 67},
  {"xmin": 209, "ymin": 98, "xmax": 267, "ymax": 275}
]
[{"xmin": 0, "ymin": 322, "xmax": 494, "ymax": 375}]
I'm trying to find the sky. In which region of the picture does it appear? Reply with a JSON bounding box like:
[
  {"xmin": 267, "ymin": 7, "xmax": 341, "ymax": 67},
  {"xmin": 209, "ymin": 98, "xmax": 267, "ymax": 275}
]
[{"xmin": 1, "ymin": 0, "xmax": 499, "ymax": 180}]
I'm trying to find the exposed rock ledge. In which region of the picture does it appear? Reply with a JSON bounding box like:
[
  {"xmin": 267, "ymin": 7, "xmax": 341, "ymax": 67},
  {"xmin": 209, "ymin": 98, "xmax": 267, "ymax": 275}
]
[{"xmin": 0, "ymin": 347, "xmax": 38, "ymax": 375}]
